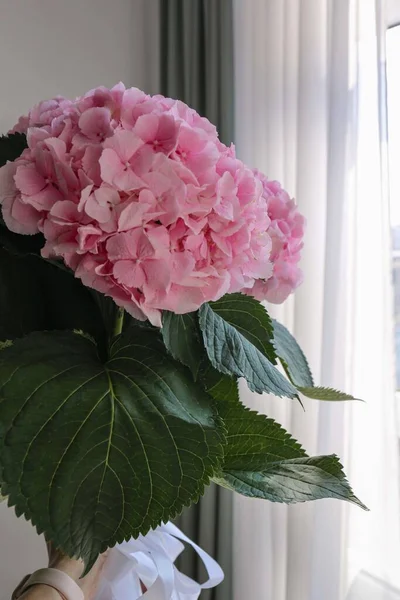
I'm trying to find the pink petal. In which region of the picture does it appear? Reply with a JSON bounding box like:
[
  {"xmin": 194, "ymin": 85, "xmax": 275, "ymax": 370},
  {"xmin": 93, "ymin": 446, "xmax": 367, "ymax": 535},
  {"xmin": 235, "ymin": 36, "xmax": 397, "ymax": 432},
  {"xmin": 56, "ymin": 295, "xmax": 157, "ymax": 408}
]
[
  {"xmin": 95, "ymin": 185, "xmax": 120, "ymax": 208},
  {"xmin": 82, "ymin": 145, "xmax": 103, "ymax": 185},
  {"xmin": 157, "ymin": 114, "xmax": 179, "ymax": 146},
  {"xmin": 45, "ymin": 137, "xmax": 67, "ymax": 160},
  {"xmin": 78, "ymin": 184, "xmax": 93, "ymax": 212},
  {"xmin": 211, "ymin": 232, "xmax": 232, "ymax": 257},
  {"xmin": 113, "ymin": 259, "xmax": 146, "ymax": 288},
  {"xmin": 106, "ymin": 232, "xmax": 135, "ymax": 260},
  {"xmin": 136, "ymin": 231, "xmax": 155, "ymax": 260},
  {"xmin": 142, "ymin": 171, "xmax": 172, "ymax": 196},
  {"xmin": 77, "ymin": 225, "xmax": 103, "ymax": 253},
  {"xmin": 106, "ymin": 229, "xmax": 152, "ymax": 261},
  {"xmin": 121, "ymin": 87, "xmax": 148, "ymax": 128},
  {"xmin": 113, "ymin": 168, "xmax": 147, "ymax": 192},
  {"xmin": 154, "ymin": 284, "xmax": 205, "ymax": 313},
  {"xmin": 78, "ymin": 107, "xmax": 111, "ymax": 138},
  {"xmin": 182, "ymin": 215, "xmax": 207, "ymax": 236},
  {"xmin": 85, "ymin": 194, "xmax": 112, "ymax": 223},
  {"xmin": 23, "ymin": 185, "xmax": 62, "ymax": 211},
  {"xmin": 134, "ymin": 113, "xmax": 159, "ymax": 142},
  {"xmin": 143, "ymin": 259, "xmax": 171, "ymax": 292},
  {"xmin": 146, "ymin": 225, "xmax": 170, "ymax": 252},
  {"xmin": 1, "ymin": 195, "xmax": 41, "ymax": 235},
  {"xmin": 27, "ymin": 127, "xmax": 51, "ymax": 148},
  {"xmin": 0, "ymin": 162, "xmax": 18, "ymax": 201},
  {"xmin": 99, "ymin": 148, "xmax": 123, "ymax": 186},
  {"xmin": 50, "ymin": 200, "xmax": 80, "ymax": 224},
  {"xmin": 14, "ymin": 164, "xmax": 46, "ymax": 195},
  {"xmin": 35, "ymin": 148, "xmax": 56, "ymax": 180},
  {"xmin": 104, "ymin": 129, "xmax": 144, "ymax": 161},
  {"xmin": 178, "ymin": 126, "xmax": 207, "ymax": 154},
  {"xmin": 217, "ymin": 171, "xmax": 236, "ymax": 198},
  {"xmin": 138, "ymin": 305, "xmax": 162, "ymax": 327},
  {"xmin": 171, "ymin": 252, "xmax": 196, "ymax": 282},
  {"xmin": 118, "ymin": 201, "xmax": 151, "ymax": 231},
  {"xmin": 186, "ymin": 143, "xmax": 219, "ymax": 173}
]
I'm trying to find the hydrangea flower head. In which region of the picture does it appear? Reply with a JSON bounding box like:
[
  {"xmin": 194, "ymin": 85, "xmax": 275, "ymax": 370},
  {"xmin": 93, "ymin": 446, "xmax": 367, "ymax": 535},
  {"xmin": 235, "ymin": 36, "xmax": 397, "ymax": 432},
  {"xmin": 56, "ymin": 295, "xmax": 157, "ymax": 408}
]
[{"xmin": 0, "ymin": 84, "xmax": 304, "ymax": 323}]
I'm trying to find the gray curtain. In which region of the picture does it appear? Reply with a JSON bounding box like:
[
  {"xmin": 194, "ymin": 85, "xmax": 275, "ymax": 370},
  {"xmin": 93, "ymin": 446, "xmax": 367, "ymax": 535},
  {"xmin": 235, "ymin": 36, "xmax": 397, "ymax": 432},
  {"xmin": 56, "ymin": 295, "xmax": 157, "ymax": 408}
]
[
  {"xmin": 159, "ymin": 2, "xmax": 234, "ymax": 598},
  {"xmin": 160, "ymin": 0, "xmax": 234, "ymax": 146}
]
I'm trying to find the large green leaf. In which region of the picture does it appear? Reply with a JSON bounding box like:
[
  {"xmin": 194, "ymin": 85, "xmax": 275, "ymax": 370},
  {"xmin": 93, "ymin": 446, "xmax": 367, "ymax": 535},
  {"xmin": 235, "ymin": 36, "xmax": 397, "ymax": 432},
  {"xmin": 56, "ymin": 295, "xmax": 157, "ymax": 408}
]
[
  {"xmin": 161, "ymin": 311, "xmax": 204, "ymax": 379},
  {"xmin": 199, "ymin": 303, "xmax": 297, "ymax": 398},
  {"xmin": 217, "ymin": 455, "xmax": 367, "ymax": 508},
  {"xmin": 209, "ymin": 294, "xmax": 276, "ymax": 363},
  {"xmin": 0, "ymin": 132, "xmax": 27, "ymax": 168},
  {"xmin": 0, "ymin": 329, "xmax": 224, "ymax": 568},
  {"xmin": 203, "ymin": 369, "xmax": 366, "ymax": 509},
  {"xmin": 272, "ymin": 319, "xmax": 314, "ymax": 387}
]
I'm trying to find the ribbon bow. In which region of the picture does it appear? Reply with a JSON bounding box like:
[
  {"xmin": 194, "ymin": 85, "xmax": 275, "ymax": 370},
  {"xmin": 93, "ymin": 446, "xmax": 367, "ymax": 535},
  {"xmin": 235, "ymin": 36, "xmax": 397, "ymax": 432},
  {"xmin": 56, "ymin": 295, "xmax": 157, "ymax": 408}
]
[{"xmin": 95, "ymin": 522, "xmax": 224, "ymax": 599}]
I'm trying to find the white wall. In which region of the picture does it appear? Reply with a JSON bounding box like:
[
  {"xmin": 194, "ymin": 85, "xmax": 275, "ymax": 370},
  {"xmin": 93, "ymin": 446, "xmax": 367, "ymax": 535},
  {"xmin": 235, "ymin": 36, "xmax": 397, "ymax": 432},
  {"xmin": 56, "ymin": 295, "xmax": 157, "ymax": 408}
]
[
  {"xmin": 0, "ymin": 0, "xmax": 159, "ymax": 596},
  {"xmin": 0, "ymin": 0, "xmax": 160, "ymax": 134}
]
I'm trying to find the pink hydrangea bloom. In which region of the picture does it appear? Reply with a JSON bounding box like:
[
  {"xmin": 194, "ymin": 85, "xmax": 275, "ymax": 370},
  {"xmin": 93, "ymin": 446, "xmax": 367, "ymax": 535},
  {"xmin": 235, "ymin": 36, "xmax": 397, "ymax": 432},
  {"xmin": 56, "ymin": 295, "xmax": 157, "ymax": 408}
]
[
  {"xmin": 247, "ymin": 171, "xmax": 305, "ymax": 304},
  {"xmin": 0, "ymin": 83, "xmax": 304, "ymax": 323},
  {"xmin": 9, "ymin": 96, "xmax": 76, "ymax": 134}
]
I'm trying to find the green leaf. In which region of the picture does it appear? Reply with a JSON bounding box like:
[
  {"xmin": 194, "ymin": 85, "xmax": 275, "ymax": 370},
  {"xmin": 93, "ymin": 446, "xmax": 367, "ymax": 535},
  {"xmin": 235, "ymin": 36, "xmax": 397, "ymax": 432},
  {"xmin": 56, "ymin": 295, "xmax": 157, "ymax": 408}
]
[
  {"xmin": 218, "ymin": 398, "xmax": 306, "ymax": 471},
  {"xmin": 217, "ymin": 455, "xmax": 367, "ymax": 509},
  {"xmin": 206, "ymin": 377, "xmax": 366, "ymax": 509},
  {"xmin": 0, "ymin": 218, "xmax": 72, "ymax": 277},
  {"xmin": 199, "ymin": 302, "xmax": 297, "ymax": 398},
  {"xmin": 0, "ymin": 223, "xmax": 44, "ymax": 258},
  {"xmin": 201, "ymin": 365, "xmax": 239, "ymax": 404},
  {"xmin": 39, "ymin": 262, "xmax": 109, "ymax": 357},
  {"xmin": 215, "ymin": 395, "xmax": 365, "ymax": 507},
  {"xmin": 271, "ymin": 322, "xmax": 359, "ymax": 402},
  {"xmin": 0, "ymin": 329, "xmax": 224, "ymax": 569},
  {"xmin": 298, "ymin": 386, "xmax": 360, "ymax": 401},
  {"xmin": 89, "ymin": 292, "xmax": 119, "ymax": 340},
  {"xmin": 272, "ymin": 319, "xmax": 314, "ymax": 387},
  {"xmin": 0, "ymin": 248, "xmax": 47, "ymax": 339},
  {"xmin": 203, "ymin": 370, "xmax": 305, "ymax": 471},
  {"xmin": 162, "ymin": 311, "xmax": 204, "ymax": 378},
  {"xmin": 209, "ymin": 293, "xmax": 276, "ymax": 363},
  {"xmin": 0, "ymin": 132, "xmax": 27, "ymax": 168},
  {"xmin": 0, "ymin": 341, "xmax": 12, "ymax": 351},
  {"xmin": 0, "ymin": 245, "xmax": 111, "ymax": 357}
]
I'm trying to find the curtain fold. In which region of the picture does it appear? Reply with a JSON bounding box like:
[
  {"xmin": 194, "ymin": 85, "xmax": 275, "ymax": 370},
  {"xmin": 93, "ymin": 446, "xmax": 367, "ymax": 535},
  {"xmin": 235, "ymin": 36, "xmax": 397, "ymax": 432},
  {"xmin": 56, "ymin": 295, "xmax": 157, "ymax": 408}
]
[
  {"xmin": 160, "ymin": 0, "xmax": 234, "ymax": 146},
  {"xmin": 159, "ymin": 2, "xmax": 235, "ymax": 599},
  {"xmin": 233, "ymin": 0, "xmax": 400, "ymax": 599}
]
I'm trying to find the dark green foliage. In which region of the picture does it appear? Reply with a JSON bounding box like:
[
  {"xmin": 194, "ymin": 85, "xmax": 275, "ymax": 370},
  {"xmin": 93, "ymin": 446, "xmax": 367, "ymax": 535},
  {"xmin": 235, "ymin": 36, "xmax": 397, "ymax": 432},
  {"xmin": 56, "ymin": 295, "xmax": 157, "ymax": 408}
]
[
  {"xmin": 0, "ymin": 133, "xmax": 27, "ymax": 168},
  {"xmin": 0, "ymin": 330, "xmax": 225, "ymax": 570}
]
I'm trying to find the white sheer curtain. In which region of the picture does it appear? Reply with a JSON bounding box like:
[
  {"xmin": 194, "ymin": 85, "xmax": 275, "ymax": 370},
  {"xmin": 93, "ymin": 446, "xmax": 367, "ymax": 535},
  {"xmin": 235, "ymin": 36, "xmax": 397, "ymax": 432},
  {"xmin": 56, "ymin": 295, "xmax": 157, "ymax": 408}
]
[{"xmin": 232, "ymin": 1, "xmax": 400, "ymax": 599}]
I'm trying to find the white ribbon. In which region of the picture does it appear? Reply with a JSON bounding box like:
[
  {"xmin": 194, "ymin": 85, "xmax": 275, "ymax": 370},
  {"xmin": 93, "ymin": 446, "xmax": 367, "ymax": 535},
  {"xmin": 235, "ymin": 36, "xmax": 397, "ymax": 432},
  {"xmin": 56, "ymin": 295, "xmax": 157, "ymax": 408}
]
[{"xmin": 95, "ymin": 522, "xmax": 224, "ymax": 600}]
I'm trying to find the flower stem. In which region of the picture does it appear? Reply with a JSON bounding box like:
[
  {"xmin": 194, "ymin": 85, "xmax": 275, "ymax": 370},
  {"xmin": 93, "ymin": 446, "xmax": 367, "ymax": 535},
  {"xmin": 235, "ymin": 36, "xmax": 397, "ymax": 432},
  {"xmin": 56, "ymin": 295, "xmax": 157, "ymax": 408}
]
[{"xmin": 114, "ymin": 307, "xmax": 125, "ymax": 338}]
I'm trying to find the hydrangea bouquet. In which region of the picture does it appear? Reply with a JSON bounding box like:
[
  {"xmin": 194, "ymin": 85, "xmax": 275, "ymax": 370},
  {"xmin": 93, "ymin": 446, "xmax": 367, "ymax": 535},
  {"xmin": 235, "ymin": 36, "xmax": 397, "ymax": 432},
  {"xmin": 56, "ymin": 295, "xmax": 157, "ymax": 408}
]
[{"xmin": 0, "ymin": 84, "xmax": 365, "ymax": 576}]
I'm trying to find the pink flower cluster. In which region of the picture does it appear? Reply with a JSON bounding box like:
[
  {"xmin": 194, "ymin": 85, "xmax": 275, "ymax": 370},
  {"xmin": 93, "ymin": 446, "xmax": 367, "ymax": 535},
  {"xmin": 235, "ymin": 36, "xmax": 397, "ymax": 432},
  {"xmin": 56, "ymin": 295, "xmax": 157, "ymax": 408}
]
[
  {"xmin": 247, "ymin": 172, "xmax": 305, "ymax": 304},
  {"xmin": 0, "ymin": 83, "xmax": 304, "ymax": 324}
]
